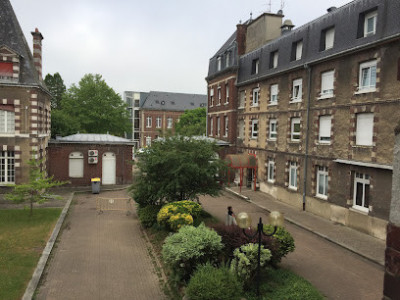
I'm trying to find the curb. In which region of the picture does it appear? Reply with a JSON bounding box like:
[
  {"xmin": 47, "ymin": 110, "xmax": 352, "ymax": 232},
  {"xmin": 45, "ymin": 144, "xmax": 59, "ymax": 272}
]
[{"xmin": 225, "ymin": 189, "xmax": 385, "ymax": 268}]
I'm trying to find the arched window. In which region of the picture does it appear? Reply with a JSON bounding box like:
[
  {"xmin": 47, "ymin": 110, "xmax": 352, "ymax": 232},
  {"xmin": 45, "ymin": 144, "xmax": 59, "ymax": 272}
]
[{"xmin": 69, "ymin": 152, "xmax": 84, "ymax": 178}]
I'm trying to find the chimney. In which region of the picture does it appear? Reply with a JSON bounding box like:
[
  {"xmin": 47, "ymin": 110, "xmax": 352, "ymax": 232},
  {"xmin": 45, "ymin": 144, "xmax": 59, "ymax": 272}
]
[
  {"xmin": 236, "ymin": 23, "xmax": 247, "ymax": 56},
  {"xmin": 31, "ymin": 28, "xmax": 44, "ymax": 81},
  {"xmin": 281, "ymin": 19, "xmax": 295, "ymax": 35}
]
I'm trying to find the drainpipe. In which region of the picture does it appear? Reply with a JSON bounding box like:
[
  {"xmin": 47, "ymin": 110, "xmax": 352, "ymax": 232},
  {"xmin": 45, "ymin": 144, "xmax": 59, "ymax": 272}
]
[{"xmin": 302, "ymin": 64, "xmax": 312, "ymax": 211}]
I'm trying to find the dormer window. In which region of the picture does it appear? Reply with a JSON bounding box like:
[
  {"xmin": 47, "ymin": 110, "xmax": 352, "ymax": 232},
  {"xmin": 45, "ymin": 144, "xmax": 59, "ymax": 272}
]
[
  {"xmin": 0, "ymin": 62, "xmax": 14, "ymax": 83},
  {"xmin": 320, "ymin": 27, "xmax": 335, "ymax": 51},
  {"xmin": 217, "ymin": 56, "xmax": 222, "ymax": 71},
  {"xmin": 0, "ymin": 46, "xmax": 20, "ymax": 83},
  {"xmin": 364, "ymin": 10, "xmax": 377, "ymax": 37},
  {"xmin": 252, "ymin": 59, "xmax": 259, "ymax": 75},
  {"xmin": 226, "ymin": 52, "xmax": 230, "ymax": 68},
  {"xmin": 270, "ymin": 51, "xmax": 278, "ymax": 69}
]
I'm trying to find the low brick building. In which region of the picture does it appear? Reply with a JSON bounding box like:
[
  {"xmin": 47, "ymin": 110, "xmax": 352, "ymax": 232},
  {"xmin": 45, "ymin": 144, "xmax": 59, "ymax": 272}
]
[{"xmin": 48, "ymin": 134, "xmax": 133, "ymax": 186}]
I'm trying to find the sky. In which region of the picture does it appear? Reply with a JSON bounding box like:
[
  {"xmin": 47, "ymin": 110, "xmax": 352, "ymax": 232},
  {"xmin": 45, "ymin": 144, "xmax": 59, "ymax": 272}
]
[{"xmin": 11, "ymin": 0, "xmax": 351, "ymax": 96}]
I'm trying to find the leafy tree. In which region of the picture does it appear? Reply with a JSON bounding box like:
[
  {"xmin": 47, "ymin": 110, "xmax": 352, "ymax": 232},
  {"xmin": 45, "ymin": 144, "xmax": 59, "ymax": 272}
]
[
  {"xmin": 44, "ymin": 72, "xmax": 66, "ymax": 109},
  {"xmin": 175, "ymin": 107, "xmax": 206, "ymax": 136},
  {"xmin": 52, "ymin": 73, "xmax": 130, "ymax": 137},
  {"xmin": 130, "ymin": 136, "xmax": 225, "ymax": 207},
  {"xmin": 50, "ymin": 109, "xmax": 80, "ymax": 138},
  {"xmin": 5, "ymin": 157, "xmax": 67, "ymax": 216}
]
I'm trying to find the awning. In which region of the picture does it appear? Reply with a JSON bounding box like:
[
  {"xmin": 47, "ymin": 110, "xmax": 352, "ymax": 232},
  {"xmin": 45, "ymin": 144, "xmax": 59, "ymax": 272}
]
[
  {"xmin": 334, "ymin": 159, "xmax": 393, "ymax": 170},
  {"xmin": 225, "ymin": 154, "xmax": 257, "ymax": 168}
]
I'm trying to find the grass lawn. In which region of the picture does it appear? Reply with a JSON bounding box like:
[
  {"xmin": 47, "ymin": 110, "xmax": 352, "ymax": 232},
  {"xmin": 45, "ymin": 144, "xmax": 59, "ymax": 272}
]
[{"xmin": 0, "ymin": 208, "xmax": 62, "ymax": 300}]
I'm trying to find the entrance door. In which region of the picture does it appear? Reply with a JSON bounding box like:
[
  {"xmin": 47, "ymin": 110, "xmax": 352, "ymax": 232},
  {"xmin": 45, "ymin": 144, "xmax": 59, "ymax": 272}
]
[{"xmin": 102, "ymin": 152, "xmax": 116, "ymax": 185}]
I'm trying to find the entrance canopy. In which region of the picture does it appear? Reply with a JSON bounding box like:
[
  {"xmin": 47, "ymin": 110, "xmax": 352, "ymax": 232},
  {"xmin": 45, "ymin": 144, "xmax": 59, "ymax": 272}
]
[{"xmin": 225, "ymin": 154, "xmax": 258, "ymax": 192}]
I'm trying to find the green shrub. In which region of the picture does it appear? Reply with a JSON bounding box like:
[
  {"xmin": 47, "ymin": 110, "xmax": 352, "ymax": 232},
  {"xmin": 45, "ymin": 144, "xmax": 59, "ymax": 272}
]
[
  {"xmin": 264, "ymin": 225, "xmax": 295, "ymax": 266},
  {"xmin": 230, "ymin": 243, "xmax": 271, "ymax": 288},
  {"xmin": 157, "ymin": 200, "xmax": 201, "ymax": 231},
  {"xmin": 186, "ymin": 263, "xmax": 243, "ymax": 300},
  {"xmin": 162, "ymin": 223, "xmax": 223, "ymax": 283},
  {"xmin": 168, "ymin": 212, "xmax": 193, "ymax": 231},
  {"xmin": 137, "ymin": 205, "xmax": 161, "ymax": 228}
]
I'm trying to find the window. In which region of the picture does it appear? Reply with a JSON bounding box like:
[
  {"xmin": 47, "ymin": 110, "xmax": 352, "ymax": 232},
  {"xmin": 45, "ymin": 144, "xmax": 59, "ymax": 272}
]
[
  {"xmin": 292, "ymin": 79, "xmax": 302, "ymax": 102},
  {"xmin": 0, "ymin": 151, "xmax": 14, "ymax": 184},
  {"xmin": 270, "ymin": 84, "xmax": 278, "ymax": 104},
  {"xmin": 224, "ymin": 116, "xmax": 229, "ymax": 137},
  {"xmin": 358, "ymin": 60, "xmax": 377, "ymax": 92},
  {"xmin": 270, "ymin": 51, "xmax": 278, "ymax": 69},
  {"xmin": 269, "ymin": 119, "xmax": 277, "ymax": 140},
  {"xmin": 289, "ymin": 162, "xmax": 298, "ymax": 190},
  {"xmin": 356, "ymin": 113, "xmax": 374, "ymax": 146},
  {"xmin": 252, "ymin": 88, "xmax": 260, "ymax": 106},
  {"xmin": 251, "ymin": 119, "xmax": 258, "ymax": 139},
  {"xmin": 217, "ymin": 87, "xmax": 221, "ymax": 105},
  {"xmin": 291, "ymin": 117, "xmax": 301, "ymax": 141},
  {"xmin": 0, "ymin": 110, "xmax": 15, "ymax": 133},
  {"xmin": 353, "ymin": 172, "xmax": 370, "ymax": 213},
  {"xmin": 217, "ymin": 56, "xmax": 221, "ymax": 71},
  {"xmin": 225, "ymin": 85, "xmax": 229, "ymax": 103},
  {"xmin": 0, "ymin": 62, "xmax": 14, "ymax": 82},
  {"xmin": 364, "ymin": 11, "xmax": 377, "ymax": 37},
  {"xmin": 316, "ymin": 166, "xmax": 328, "ymax": 199},
  {"xmin": 296, "ymin": 40, "xmax": 303, "ymax": 60},
  {"xmin": 252, "ymin": 59, "xmax": 259, "ymax": 74},
  {"xmin": 146, "ymin": 116, "xmax": 152, "ymax": 128},
  {"xmin": 209, "ymin": 118, "xmax": 213, "ymax": 136},
  {"xmin": 238, "ymin": 120, "xmax": 245, "ymax": 139},
  {"xmin": 167, "ymin": 117, "xmax": 173, "ymax": 129},
  {"xmin": 146, "ymin": 136, "xmax": 152, "ymax": 146},
  {"xmin": 217, "ymin": 117, "xmax": 220, "ymax": 136},
  {"xmin": 267, "ymin": 160, "xmax": 275, "ymax": 183},
  {"xmin": 226, "ymin": 52, "xmax": 230, "ymax": 67},
  {"xmin": 156, "ymin": 117, "xmax": 162, "ymax": 128},
  {"xmin": 320, "ymin": 70, "xmax": 334, "ymax": 98},
  {"xmin": 239, "ymin": 91, "xmax": 245, "ymax": 108},
  {"xmin": 68, "ymin": 152, "xmax": 83, "ymax": 178},
  {"xmin": 210, "ymin": 88, "xmax": 214, "ymax": 106},
  {"xmin": 321, "ymin": 27, "xmax": 335, "ymax": 51},
  {"xmin": 319, "ymin": 115, "xmax": 332, "ymax": 143}
]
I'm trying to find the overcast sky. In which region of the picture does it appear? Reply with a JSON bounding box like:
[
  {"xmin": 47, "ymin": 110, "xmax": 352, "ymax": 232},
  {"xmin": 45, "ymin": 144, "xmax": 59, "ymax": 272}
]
[{"xmin": 11, "ymin": 0, "xmax": 351, "ymax": 96}]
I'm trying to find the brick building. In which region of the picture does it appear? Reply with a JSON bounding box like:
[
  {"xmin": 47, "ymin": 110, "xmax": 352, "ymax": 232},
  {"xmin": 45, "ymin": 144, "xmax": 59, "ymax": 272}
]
[
  {"xmin": 48, "ymin": 134, "xmax": 133, "ymax": 186},
  {"xmin": 208, "ymin": 0, "xmax": 400, "ymax": 239},
  {"xmin": 0, "ymin": 0, "xmax": 51, "ymax": 185}
]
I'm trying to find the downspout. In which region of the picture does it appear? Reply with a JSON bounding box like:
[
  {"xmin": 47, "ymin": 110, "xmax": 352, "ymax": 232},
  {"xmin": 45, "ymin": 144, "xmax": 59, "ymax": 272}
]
[{"xmin": 302, "ymin": 64, "xmax": 312, "ymax": 211}]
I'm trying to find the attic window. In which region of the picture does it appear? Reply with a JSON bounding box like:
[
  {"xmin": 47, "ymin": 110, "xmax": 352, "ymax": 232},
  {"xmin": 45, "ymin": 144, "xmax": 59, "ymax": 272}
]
[
  {"xmin": 190, "ymin": 102, "xmax": 194, "ymax": 106},
  {"xmin": 251, "ymin": 59, "xmax": 259, "ymax": 75},
  {"xmin": 0, "ymin": 62, "xmax": 14, "ymax": 82}
]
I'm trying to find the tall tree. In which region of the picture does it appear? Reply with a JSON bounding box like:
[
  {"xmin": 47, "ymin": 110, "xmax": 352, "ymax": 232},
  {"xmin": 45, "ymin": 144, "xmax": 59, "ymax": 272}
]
[
  {"xmin": 175, "ymin": 107, "xmax": 206, "ymax": 136},
  {"xmin": 44, "ymin": 72, "xmax": 66, "ymax": 109}
]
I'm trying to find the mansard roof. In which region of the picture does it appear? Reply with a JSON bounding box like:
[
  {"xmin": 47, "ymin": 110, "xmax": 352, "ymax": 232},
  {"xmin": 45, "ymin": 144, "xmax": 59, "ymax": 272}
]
[
  {"xmin": 0, "ymin": 0, "xmax": 44, "ymax": 87},
  {"xmin": 238, "ymin": 0, "xmax": 400, "ymax": 86},
  {"xmin": 141, "ymin": 91, "xmax": 207, "ymax": 111}
]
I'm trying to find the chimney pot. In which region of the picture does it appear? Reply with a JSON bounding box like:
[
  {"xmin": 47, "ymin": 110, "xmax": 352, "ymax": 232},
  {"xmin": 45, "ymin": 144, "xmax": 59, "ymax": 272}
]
[{"xmin": 31, "ymin": 28, "xmax": 44, "ymax": 81}]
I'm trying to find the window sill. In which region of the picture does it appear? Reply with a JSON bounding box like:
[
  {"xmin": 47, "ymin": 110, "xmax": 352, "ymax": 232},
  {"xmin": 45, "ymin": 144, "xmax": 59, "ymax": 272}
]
[
  {"xmin": 316, "ymin": 194, "xmax": 328, "ymax": 201},
  {"xmin": 352, "ymin": 145, "xmax": 373, "ymax": 148},
  {"xmin": 268, "ymin": 102, "xmax": 278, "ymax": 106},
  {"xmin": 354, "ymin": 88, "xmax": 376, "ymax": 95},
  {"xmin": 252, "ymin": 104, "xmax": 259, "ymax": 107},
  {"xmin": 250, "ymin": 137, "xmax": 258, "ymax": 140},
  {"xmin": 350, "ymin": 206, "xmax": 369, "ymax": 215},
  {"xmin": 317, "ymin": 94, "xmax": 334, "ymax": 100},
  {"xmin": 318, "ymin": 141, "xmax": 331, "ymax": 145},
  {"xmin": 290, "ymin": 139, "xmax": 300, "ymax": 143},
  {"xmin": 267, "ymin": 138, "xmax": 277, "ymax": 142},
  {"xmin": 216, "ymin": 104, "xmax": 221, "ymax": 107},
  {"xmin": 0, "ymin": 182, "xmax": 15, "ymax": 186},
  {"xmin": 267, "ymin": 180, "xmax": 275, "ymax": 184},
  {"xmin": 288, "ymin": 186, "xmax": 298, "ymax": 191},
  {"xmin": 290, "ymin": 99, "xmax": 302, "ymax": 103},
  {"xmin": 224, "ymin": 102, "xmax": 229, "ymax": 105}
]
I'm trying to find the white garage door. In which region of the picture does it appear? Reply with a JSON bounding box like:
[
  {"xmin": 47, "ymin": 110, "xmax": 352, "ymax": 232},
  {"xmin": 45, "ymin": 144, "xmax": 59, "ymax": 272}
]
[{"xmin": 102, "ymin": 152, "xmax": 116, "ymax": 185}]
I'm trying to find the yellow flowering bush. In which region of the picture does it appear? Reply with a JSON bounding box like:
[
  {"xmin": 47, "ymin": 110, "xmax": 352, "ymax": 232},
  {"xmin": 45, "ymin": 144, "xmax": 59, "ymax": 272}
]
[{"xmin": 157, "ymin": 201, "xmax": 201, "ymax": 231}]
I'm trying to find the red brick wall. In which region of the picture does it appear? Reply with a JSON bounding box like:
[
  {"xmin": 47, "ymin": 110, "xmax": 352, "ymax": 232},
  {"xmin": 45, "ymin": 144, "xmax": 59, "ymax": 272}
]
[{"xmin": 47, "ymin": 143, "xmax": 133, "ymax": 186}]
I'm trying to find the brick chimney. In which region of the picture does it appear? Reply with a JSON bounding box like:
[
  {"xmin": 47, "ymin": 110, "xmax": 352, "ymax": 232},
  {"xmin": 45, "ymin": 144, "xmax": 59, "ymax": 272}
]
[
  {"xmin": 236, "ymin": 23, "xmax": 247, "ymax": 56},
  {"xmin": 31, "ymin": 28, "xmax": 44, "ymax": 81}
]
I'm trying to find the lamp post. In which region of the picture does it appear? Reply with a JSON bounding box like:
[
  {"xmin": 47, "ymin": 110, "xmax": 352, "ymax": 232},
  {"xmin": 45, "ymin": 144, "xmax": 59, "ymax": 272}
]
[{"xmin": 236, "ymin": 211, "xmax": 284, "ymax": 297}]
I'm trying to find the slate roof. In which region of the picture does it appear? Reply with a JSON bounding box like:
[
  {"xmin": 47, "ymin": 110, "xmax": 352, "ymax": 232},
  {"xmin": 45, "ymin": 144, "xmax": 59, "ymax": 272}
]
[
  {"xmin": 238, "ymin": 0, "xmax": 400, "ymax": 86},
  {"xmin": 51, "ymin": 133, "xmax": 134, "ymax": 145},
  {"xmin": 0, "ymin": 0, "xmax": 44, "ymax": 87},
  {"xmin": 141, "ymin": 91, "xmax": 207, "ymax": 111}
]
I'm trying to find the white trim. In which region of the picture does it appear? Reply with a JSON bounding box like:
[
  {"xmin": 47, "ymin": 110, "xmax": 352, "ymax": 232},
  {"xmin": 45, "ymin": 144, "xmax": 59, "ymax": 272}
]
[
  {"xmin": 316, "ymin": 166, "xmax": 328, "ymax": 199},
  {"xmin": 364, "ymin": 10, "xmax": 377, "ymax": 37},
  {"xmin": 334, "ymin": 159, "xmax": 392, "ymax": 170}
]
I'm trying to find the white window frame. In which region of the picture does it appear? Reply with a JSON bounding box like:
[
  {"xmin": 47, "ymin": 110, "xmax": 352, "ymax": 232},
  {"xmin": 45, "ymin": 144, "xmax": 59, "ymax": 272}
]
[
  {"xmin": 0, "ymin": 110, "xmax": 15, "ymax": 134},
  {"xmin": 156, "ymin": 116, "xmax": 162, "ymax": 128},
  {"xmin": 217, "ymin": 87, "xmax": 221, "ymax": 105},
  {"xmin": 217, "ymin": 117, "xmax": 220, "ymax": 136},
  {"xmin": 320, "ymin": 70, "xmax": 334, "ymax": 98},
  {"xmin": 225, "ymin": 85, "xmax": 229, "ymax": 104},
  {"xmin": 358, "ymin": 60, "xmax": 377, "ymax": 93},
  {"xmin": 217, "ymin": 56, "xmax": 221, "ymax": 71},
  {"xmin": 267, "ymin": 160, "xmax": 275, "ymax": 183},
  {"xmin": 353, "ymin": 172, "xmax": 370, "ymax": 213},
  {"xmin": 252, "ymin": 88, "xmax": 260, "ymax": 106},
  {"xmin": 209, "ymin": 118, "xmax": 213, "ymax": 136},
  {"xmin": 272, "ymin": 51, "xmax": 278, "ymax": 68},
  {"xmin": 270, "ymin": 84, "xmax": 278, "ymax": 105},
  {"xmin": 289, "ymin": 162, "xmax": 298, "ymax": 190},
  {"xmin": 325, "ymin": 27, "xmax": 335, "ymax": 50},
  {"xmin": 239, "ymin": 91, "xmax": 245, "ymax": 108},
  {"xmin": 0, "ymin": 151, "xmax": 15, "ymax": 184},
  {"xmin": 224, "ymin": 116, "xmax": 228, "ymax": 137},
  {"xmin": 253, "ymin": 59, "xmax": 260, "ymax": 74},
  {"xmin": 291, "ymin": 79, "xmax": 302, "ymax": 102},
  {"xmin": 251, "ymin": 119, "xmax": 258, "ymax": 139},
  {"xmin": 316, "ymin": 166, "xmax": 328, "ymax": 199},
  {"xmin": 291, "ymin": 117, "xmax": 301, "ymax": 141},
  {"xmin": 356, "ymin": 113, "xmax": 374, "ymax": 146},
  {"xmin": 167, "ymin": 117, "xmax": 173, "ymax": 129},
  {"xmin": 269, "ymin": 119, "xmax": 277, "ymax": 140},
  {"xmin": 226, "ymin": 52, "xmax": 230, "ymax": 67},
  {"xmin": 146, "ymin": 116, "xmax": 152, "ymax": 128},
  {"xmin": 319, "ymin": 115, "xmax": 332, "ymax": 144},
  {"xmin": 210, "ymin": 88, "xmax": 214, "ymax": 107},
  {"xmin": 146, "ymin": 136, "xmax": 152, "ymax": 146},
  {"xmin": 68, "ymin": 152, "xmax": 84, "ymax": 178},
  {"xmin": 364, "ymin": 11, "xmax": 377, "ymax": 37},
  {"xmin": 296, "ymin": 41, "xmax": 303, "ymax": 60}
]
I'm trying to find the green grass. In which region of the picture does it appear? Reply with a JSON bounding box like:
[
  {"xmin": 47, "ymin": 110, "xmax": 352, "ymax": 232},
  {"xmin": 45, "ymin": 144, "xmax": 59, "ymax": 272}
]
[
  {"xmin": 244, "ymin": 267, "xmax": 325, "ymax": 300},
  {"xmin": 0, "ymin": 208, "xmax": 62, "ymax": 300}
]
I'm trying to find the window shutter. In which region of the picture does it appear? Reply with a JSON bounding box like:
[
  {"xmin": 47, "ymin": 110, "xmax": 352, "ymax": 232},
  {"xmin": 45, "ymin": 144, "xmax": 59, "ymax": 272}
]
[
  {"xmin": 319, "ymin": 116, "xmax": 331, "ymax": 141},
  {"xmin": 321, "ymin": 71, "xmax": 334, "ymax": 94},
  {"xmin": 356, "ymin": 113, "xmax": 374, "ymax": 146}
]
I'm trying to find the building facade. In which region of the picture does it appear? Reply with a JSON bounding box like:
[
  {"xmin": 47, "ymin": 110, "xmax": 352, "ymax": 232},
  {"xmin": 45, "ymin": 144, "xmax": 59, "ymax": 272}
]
[
  {"xmin": 209, "ymin": 0, "xmax": 400, "ymax": 239},
  {"xmin": 0, "ymin": 1, "xmax": 51, "ymax": 185}
]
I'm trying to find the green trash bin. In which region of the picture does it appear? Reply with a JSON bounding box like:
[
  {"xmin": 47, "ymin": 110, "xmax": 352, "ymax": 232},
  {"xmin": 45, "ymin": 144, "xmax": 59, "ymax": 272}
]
[{"xmin": 91, "ymin": 178, "xmax": 101, "ymax": 194}]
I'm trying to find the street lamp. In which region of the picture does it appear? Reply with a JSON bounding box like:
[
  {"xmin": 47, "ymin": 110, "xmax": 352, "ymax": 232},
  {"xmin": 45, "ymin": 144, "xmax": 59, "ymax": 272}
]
[{"xmin": 236, "ymin": 211, "xmax": 284, "ymax": 297}]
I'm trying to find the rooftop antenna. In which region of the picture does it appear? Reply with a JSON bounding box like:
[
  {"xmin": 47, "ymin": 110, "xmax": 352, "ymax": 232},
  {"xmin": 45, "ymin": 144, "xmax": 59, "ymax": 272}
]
[
  {"xmin": 281, "ymin": 0, "xmax": 285, "ymax": 11},
  {"xmin": 267, "ymin": 0, "xmax": 272, "ymax": 13},
  {"xmin": 250, "ymin": 11, "xmax": 253, "ymax": 21}
]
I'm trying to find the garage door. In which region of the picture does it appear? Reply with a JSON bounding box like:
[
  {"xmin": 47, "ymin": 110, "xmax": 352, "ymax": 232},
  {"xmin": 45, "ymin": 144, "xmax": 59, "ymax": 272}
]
[{"xmin": 102, "ymin": 152, "xmax": 116, "ymax": 185}]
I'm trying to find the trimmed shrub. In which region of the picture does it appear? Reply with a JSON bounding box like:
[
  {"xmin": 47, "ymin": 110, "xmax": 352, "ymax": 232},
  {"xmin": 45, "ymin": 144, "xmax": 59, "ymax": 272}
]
[
  {"xmin": 168, "ymin": 212, "xmax": 193, "ymax": 231},
  {"xmin": 230, "ymin": 243, "xmax": 271, "ymax": 288},
  {"xmin": 137, "ymin": 205, "xmax": 161, "ymax": 228},
  {"xmin": 157, "ymin": 200, "xmax": 202, "ymax": 231},
  {"xmin": 186, "ymin": 263, "xmax": 243, "ymax": 300},
  {"xmin": 162, "ymin": 223, "xmax": 223, "ymax": 283},
  {"xmin": 263, "ymin": 225, "xmax": 295, "ymax": 265}
]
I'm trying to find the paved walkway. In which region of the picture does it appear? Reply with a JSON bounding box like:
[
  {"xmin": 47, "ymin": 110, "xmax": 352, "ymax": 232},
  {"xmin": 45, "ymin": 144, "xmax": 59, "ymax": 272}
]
[
  {"xmin": 36, "ymin": 190, "xmax": 165, "ymax": 300},
  {"xmin": 199, "ymin": 188, "xmax": 385, "ymax": 300}
]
